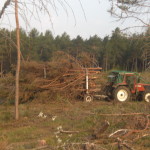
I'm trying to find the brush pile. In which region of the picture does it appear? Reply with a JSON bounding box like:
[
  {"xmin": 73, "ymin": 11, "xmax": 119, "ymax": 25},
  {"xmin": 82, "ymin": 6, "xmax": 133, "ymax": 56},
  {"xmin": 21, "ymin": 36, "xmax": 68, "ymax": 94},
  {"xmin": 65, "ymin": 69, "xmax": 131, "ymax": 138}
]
[{"xmin": 0, "ymin": 51, "xmax": 107, "ymax": 103}]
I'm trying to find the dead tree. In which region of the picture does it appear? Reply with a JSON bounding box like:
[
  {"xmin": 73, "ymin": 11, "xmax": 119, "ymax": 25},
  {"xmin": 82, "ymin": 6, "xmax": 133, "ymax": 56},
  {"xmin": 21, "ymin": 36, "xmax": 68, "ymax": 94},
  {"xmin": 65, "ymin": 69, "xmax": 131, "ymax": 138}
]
[{"xmin": 14, "ymin": 0, "xmax": 20, "ymax": 120}]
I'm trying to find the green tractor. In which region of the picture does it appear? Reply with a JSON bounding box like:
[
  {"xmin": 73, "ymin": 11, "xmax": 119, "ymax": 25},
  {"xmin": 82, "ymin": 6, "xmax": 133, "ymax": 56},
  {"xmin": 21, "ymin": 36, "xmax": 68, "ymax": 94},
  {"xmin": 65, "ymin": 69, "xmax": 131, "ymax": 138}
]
[{"xmin": 105, "ymin": 71, "xmax": 150, "ymax": 102}]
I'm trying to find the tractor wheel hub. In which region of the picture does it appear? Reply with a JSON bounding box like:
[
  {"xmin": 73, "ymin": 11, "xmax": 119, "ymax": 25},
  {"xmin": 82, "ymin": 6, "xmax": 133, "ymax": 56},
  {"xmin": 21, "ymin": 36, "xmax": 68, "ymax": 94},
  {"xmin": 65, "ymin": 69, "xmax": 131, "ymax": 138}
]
[{"xmin": 117, "ymin": 90, "xmax": 128, "ymax": 102}]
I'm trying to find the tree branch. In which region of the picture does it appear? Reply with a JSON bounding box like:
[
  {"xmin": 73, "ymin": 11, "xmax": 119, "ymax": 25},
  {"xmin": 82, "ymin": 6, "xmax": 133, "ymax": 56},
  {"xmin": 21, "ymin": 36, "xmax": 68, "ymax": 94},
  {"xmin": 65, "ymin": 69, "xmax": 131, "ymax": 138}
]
[{"xmin": 0, "ymin": 0, "xmax": 12, "ymax": 19}]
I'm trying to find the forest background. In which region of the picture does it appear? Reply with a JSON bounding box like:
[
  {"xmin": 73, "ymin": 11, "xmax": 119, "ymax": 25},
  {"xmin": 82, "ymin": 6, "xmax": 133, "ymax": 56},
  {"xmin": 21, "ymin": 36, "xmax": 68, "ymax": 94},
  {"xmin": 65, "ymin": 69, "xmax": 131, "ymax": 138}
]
[{"xmin": 0, "ymin": 26, "xmax": 150, "ymax": 74}]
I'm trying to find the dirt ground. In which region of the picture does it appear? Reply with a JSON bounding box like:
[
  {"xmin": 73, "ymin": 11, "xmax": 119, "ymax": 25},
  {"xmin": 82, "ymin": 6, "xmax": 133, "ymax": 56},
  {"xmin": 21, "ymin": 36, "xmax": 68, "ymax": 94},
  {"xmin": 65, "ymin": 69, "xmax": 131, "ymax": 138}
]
[{"xmin": 0, "ymin": 99, "xmax": 150, "ymax": 150}]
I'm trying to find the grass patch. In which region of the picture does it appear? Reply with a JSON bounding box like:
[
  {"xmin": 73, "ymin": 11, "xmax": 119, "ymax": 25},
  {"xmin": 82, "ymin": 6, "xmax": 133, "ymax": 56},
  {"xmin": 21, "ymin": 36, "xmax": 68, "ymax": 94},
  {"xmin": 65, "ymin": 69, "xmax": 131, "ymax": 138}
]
[
  {"xmin": 0, "ymin": 101, "xmax": 149, "ymax": 149},
  {"xmin": 135, "ymin": 136, "xmax": 150, "ymax": 148},
  {"xmin": 7, "ymin": 126, "xmax": 37, "ymax": 143}
]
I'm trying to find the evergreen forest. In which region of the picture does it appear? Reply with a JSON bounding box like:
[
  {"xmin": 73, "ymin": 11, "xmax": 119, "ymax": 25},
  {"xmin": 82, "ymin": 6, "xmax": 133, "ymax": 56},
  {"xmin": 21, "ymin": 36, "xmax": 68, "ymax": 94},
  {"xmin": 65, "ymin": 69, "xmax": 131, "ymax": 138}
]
[{"xmin": 0, "ymin": 27, "xmax": 150, "ymax": 75}]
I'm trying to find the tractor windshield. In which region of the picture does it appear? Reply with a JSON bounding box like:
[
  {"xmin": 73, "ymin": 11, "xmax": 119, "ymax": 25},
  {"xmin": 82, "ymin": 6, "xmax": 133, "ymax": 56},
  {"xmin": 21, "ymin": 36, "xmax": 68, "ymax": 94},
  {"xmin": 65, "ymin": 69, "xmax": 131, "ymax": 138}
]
[
  {"xmin": 108, "ymin": 72, "xmax": 118, "ymax": 83},
  {"xmin": 108, "ymin": 74, "xmax": 116, "ymax": 82},
  {"xmin": 108, "ymin": 72, "xmax": 124, "ymax": 84}
]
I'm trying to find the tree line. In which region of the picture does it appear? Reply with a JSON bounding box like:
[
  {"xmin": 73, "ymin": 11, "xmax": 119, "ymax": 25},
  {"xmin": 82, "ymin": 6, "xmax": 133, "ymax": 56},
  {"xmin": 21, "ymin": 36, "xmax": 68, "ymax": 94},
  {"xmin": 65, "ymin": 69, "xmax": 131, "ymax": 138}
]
[{"xmin": 0, "ymin": 27, "xmax": 150, "ymax": 75}]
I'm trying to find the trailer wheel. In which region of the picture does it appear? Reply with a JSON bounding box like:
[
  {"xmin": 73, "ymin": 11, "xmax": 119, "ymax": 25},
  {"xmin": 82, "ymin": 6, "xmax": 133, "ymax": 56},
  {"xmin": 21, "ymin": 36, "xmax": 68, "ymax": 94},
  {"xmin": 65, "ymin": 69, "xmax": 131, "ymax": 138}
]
[
  {"xmin": 114, "ymin": 86, "xmax": 131, "ymax": 102},
  {"xmin": 143, "ymin": 91, "xmax": 150, "ymax": 103},
  {"xmin": 84, "ymin": 94, "xmax": 93, "ymax": 103}
]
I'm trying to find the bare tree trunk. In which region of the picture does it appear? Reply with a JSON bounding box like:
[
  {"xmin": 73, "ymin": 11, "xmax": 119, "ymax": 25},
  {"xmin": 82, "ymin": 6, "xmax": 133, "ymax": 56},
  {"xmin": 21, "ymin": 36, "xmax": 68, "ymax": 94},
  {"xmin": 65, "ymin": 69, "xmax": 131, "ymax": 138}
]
[
  {"xmin": 9, "ymin": 32, "xmax": 12, "ymax": 65},
  {"xmin": 44, "ymin": 65, "xmax": 47, "ymax": 79},
  {"xmin": 1, "ymin": 55, "xmax": 3, "ymax": 78},
  {"xmin": 1, "ymin": 61, "xmax": 2, "ymax": 78},
  {"xmin": 15, "ymin": 0, "xmax": 21, "ymax": 120},
  {"xmin": 105, "ymin": 53, "xmax": 108, "ymax": 72},
  {"xmin": 135, "ymin": 57, "xmax": 137, "ymax": 72}
]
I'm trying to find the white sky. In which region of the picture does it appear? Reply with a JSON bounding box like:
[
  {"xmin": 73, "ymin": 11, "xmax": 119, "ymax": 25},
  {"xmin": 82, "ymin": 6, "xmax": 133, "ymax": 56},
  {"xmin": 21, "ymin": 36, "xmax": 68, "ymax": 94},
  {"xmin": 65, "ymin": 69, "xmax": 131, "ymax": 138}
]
[{"xmin": 0, "ymin": 0, "xmax": 143, "ymax": 39}]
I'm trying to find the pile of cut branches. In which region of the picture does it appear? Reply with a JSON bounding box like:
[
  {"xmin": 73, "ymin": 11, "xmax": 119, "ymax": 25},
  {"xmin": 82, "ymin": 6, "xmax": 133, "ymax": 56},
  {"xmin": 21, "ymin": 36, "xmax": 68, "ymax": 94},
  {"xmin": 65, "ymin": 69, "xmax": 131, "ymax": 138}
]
[{"xmin": 0, "ymin": 51, "xmax": 107, "ymax": 103}]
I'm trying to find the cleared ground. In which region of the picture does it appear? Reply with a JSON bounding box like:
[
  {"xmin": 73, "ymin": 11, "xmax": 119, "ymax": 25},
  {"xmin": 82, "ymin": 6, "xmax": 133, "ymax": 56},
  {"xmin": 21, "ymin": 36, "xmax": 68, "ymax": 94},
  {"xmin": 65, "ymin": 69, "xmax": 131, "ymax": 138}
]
[{"xmin": 0, "ymin": 99, "xmax": 150, "ymax": 150}]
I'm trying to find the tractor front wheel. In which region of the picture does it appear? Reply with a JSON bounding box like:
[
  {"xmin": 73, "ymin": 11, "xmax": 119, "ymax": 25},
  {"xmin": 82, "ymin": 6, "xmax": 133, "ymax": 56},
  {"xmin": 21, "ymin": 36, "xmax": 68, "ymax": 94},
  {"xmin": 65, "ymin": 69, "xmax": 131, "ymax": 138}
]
[
  {"xmin": 114, "ymin": 86, "xmax": 131, "ymax": 102},
  {"xmin": 143, "ymin": 91, "xmax": 150, "ymax": 103}
]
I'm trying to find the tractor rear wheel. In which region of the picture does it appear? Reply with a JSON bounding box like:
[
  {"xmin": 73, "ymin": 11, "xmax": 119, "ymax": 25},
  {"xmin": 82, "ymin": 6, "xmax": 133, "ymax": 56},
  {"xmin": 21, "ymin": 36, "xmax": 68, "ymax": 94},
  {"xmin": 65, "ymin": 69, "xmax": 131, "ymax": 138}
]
[
  {"xmin": 114, "ymin": 86, "xmax": 131, "ymax": 102},
  {"xmin": 143, "ymin": 91, "xmax": 150, "ymax": 103}
]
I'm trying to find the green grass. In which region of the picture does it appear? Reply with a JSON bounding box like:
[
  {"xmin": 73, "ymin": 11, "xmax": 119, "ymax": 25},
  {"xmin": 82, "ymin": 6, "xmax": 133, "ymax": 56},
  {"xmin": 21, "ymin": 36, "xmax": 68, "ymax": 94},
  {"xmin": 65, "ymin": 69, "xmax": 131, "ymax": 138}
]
[
  {"xmin": 7, "ymin": 126, "xmax": 37, "ymax": 143},
  {"xmin": 0, "ymin": 101, "xmax": 149, "ymax": 150}
]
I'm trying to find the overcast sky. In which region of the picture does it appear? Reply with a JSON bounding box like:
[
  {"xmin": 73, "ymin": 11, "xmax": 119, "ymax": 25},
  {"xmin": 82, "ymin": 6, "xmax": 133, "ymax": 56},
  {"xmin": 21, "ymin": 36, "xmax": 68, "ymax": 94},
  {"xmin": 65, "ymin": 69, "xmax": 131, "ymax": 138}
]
[
  {"xmin": 39, "ymin": 0, "xmax": 131, "ymax": 39},
  {"xmin": 0, "ymin": 0, "xmax": 142, "ymax": 39}
]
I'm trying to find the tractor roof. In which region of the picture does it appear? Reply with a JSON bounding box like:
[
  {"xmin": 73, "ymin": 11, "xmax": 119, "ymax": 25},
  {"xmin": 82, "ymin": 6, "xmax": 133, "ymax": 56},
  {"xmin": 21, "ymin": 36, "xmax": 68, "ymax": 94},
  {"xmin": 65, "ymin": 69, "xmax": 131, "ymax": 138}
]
[{"xmin": 111, "ymin": 70, "xmax": 138, "ymax": 75}]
